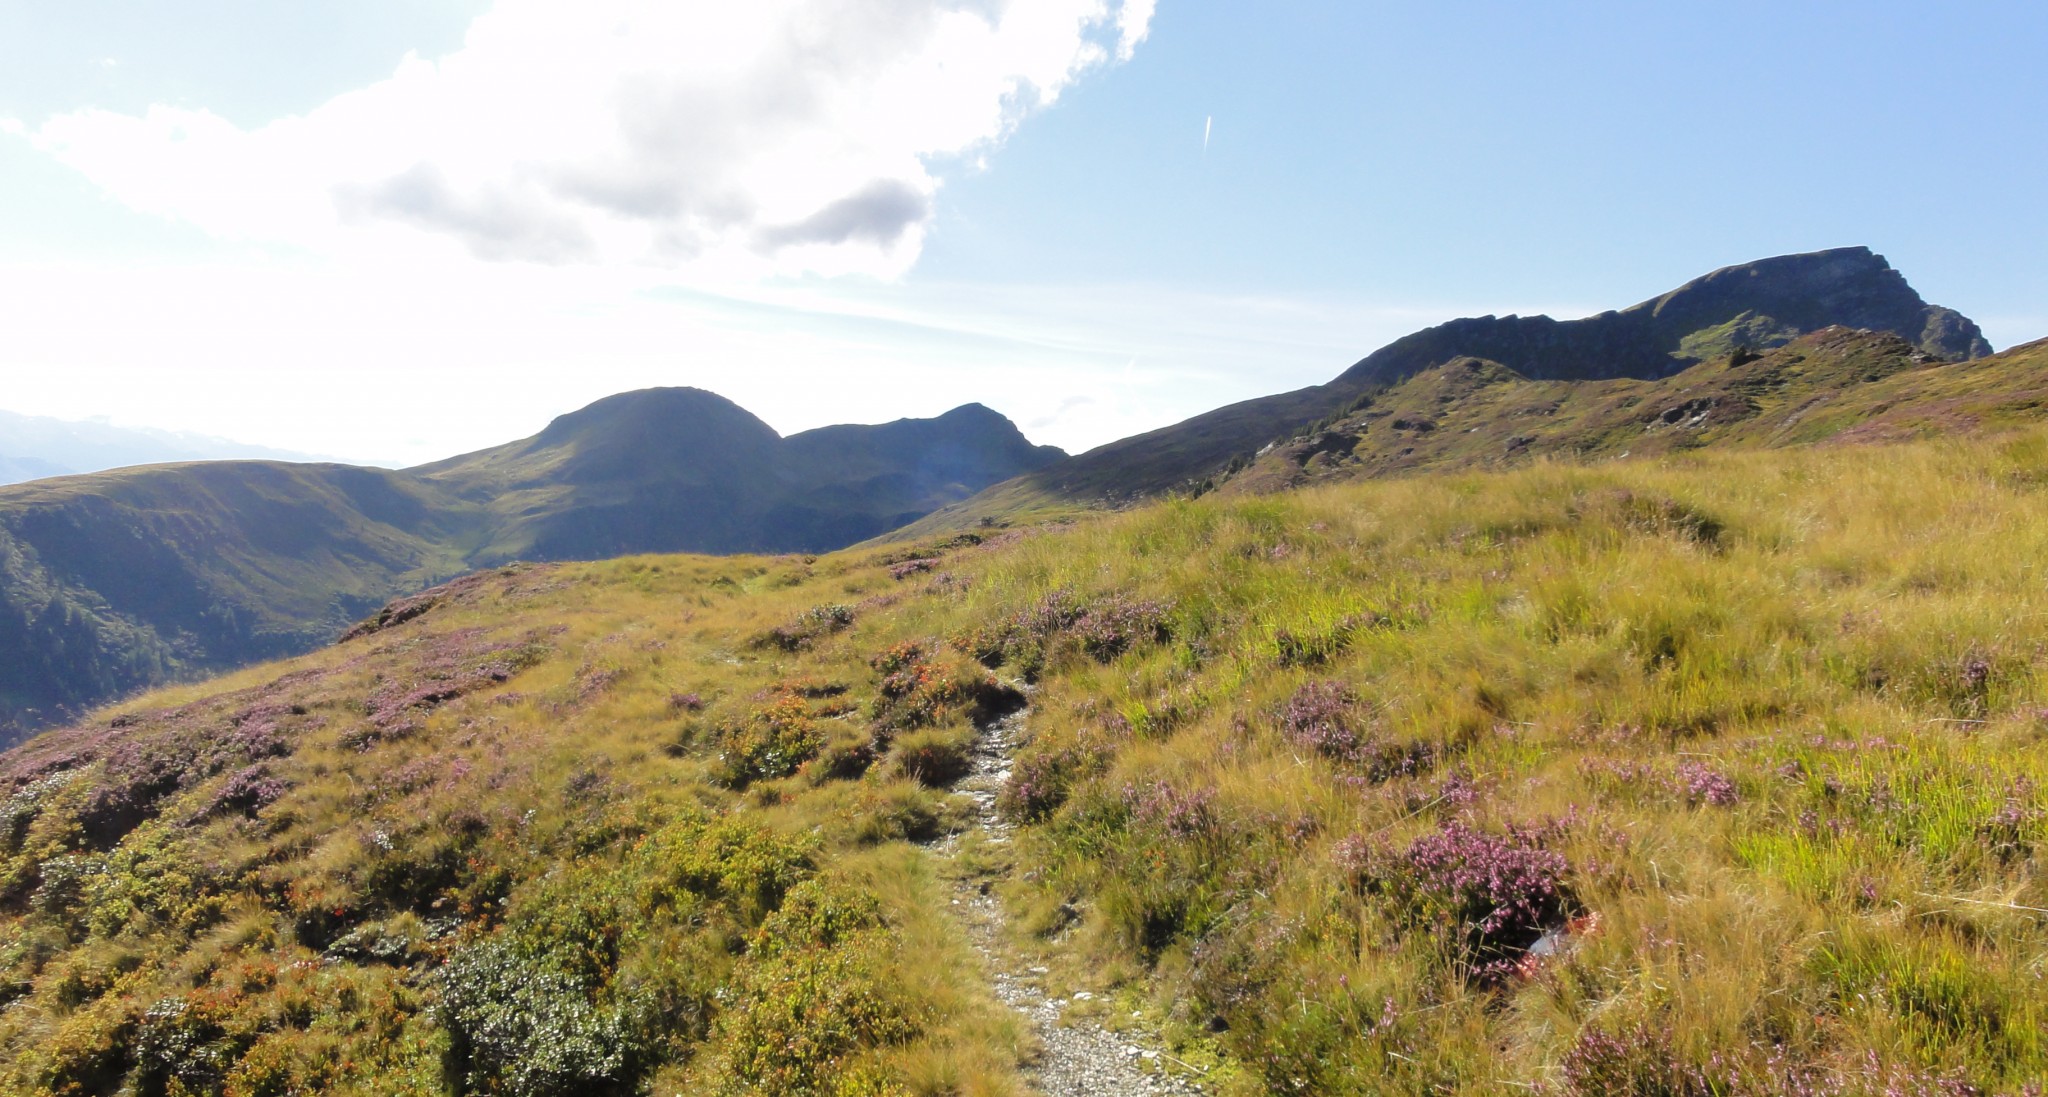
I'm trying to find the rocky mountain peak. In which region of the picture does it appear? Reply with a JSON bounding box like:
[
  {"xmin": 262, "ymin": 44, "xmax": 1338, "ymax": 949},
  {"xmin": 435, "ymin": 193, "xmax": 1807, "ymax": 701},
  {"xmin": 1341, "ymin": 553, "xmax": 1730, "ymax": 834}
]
[{"xmin": 1335, "ymin": 247, "xmax": 1990, "ymax": 391}]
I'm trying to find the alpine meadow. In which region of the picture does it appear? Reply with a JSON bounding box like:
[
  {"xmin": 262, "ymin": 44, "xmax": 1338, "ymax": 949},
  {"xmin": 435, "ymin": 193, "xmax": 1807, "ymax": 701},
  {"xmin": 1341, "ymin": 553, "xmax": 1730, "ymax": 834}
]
[
  {"xmin": 5, "ymin": 3, "xmax": 2048, "ymax": 1096},
  {"xmin": 7, "ymin": 422, "xmax": 2048, "ymax": 1094}
]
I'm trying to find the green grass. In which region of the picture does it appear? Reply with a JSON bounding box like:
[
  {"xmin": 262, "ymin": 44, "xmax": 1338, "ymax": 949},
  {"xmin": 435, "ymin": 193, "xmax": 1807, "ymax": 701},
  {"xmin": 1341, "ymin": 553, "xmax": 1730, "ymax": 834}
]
[
  {"xmin": 5, "ymin": 428, "xmax": 2048, "ymax": 1093},
  {"xmin": 1221, "ymin": 329, "xmax": 2048, "ymax": 496},
  {"xmin": 901, "ymin": 328, "xmax": 2048, "ymax": 540}
]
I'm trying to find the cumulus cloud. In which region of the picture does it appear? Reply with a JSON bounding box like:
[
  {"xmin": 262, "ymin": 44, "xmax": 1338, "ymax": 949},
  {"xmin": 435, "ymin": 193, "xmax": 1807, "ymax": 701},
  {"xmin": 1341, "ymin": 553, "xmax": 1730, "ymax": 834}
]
[{"xmin": 12, "ymin": 0, "xmax": 1155, "ymax": 277}]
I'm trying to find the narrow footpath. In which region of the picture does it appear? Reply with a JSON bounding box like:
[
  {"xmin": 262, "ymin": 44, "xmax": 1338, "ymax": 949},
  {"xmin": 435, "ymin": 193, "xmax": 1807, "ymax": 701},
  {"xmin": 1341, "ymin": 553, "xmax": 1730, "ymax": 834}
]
[{"xmin": 931, "ymin": 702, "xmax": 1207, "ymax": 1097}]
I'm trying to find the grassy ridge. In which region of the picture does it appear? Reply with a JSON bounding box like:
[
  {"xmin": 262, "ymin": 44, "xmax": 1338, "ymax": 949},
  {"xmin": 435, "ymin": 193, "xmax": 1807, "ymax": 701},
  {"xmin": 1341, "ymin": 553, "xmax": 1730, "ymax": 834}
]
[
  {"xmin": 898, "ymin": 329, "xmax": 2048, "ymax": 537},
  {"xmin": 1223, "ymin": 329, "xmax": 2048, "ymax": 495},
  {"xmin": 4, "ymin": 430, "xmax": 2048, "ymax": 1093},
  {"xmin": 891, "ymin": 248, "xmax": 2001, "ymax": 541}
]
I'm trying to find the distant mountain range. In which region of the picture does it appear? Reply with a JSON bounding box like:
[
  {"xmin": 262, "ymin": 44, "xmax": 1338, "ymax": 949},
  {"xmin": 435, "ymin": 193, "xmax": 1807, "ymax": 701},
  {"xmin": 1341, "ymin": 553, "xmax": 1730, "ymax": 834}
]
[
  {"xmin": 0, "ymin": 410, "xmax": 329, "ymax": 486},
  {"xmin": 0, "ymin": 396, "xmax": 1062, "ymax": 743},
  {"xmin": 892, "ymin": 246, "xmax": 1995, "ymax": 535},
  {"xmin": 0, "ymin": 245, "xmax": 2019, "ymax": 745}
]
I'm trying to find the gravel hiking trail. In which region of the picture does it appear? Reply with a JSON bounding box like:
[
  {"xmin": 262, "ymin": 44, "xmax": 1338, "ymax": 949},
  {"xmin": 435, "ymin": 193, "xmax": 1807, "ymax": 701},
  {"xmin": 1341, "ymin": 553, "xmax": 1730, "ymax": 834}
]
[{"xmin": 929, "ymin": 700, "xmax": 1208, "ymax": 1097}]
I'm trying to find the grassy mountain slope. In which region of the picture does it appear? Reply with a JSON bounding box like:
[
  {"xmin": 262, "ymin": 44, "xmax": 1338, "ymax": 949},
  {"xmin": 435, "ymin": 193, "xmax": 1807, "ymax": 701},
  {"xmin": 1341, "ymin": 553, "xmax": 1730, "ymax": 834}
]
[
  {"xmin": 1224, "ymin": 329, "xmax": 2048, "ymax": 494},
  {"xmin": 891, "ymin": 248, "xmax": 1991, "ymax": 539},
  {"xmin": 0, "ymin": 395, "xmax": 1061, "ymax": 746},
  {"xmin": 0, "ymin": 463, "xmax": 474, "ymax": 743},
  {"xmin": 4, "ymin": 428, "xmax": 2048, "ymax": 1094}
]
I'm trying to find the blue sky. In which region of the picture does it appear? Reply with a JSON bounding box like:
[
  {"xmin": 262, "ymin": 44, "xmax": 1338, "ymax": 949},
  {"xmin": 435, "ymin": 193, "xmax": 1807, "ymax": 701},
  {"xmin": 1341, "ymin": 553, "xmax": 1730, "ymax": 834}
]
[
  {"xmin": 2, "ymin": 1, "xmax": 2042, "ymax": 466},
  {"xmin": 926, "ymin": 2, "xmax": 2048, "ymax": 316}
]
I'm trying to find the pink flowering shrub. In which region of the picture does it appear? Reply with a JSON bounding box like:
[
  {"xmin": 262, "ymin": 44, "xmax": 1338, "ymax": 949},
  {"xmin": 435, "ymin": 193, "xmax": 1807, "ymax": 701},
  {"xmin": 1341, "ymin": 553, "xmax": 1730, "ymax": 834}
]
[
  {"xmin": 1278, "ymin": 680, "xmax": 1436, "ymax": 782},
  {"xmin": 1344, "ymin": 821, "xmax": 1574, "ymax": 981},
  {"xmin": 888, "ymin": 558, "xmax": 936, "ymax": 581},
  {"xmin": 960, "ymin": 589, "xmax": 1173, "ymax": 676},
  {"xmin": 1122, "ymin": 781, "xmax": 1218, "ymax": 839},
  {"xmin": 1676, "ymin": 761, "xmax": 1740, "ymax": 806},
  {"xmin": 753, "ymin": 603, "xmax": 856, "ymax": 652}
]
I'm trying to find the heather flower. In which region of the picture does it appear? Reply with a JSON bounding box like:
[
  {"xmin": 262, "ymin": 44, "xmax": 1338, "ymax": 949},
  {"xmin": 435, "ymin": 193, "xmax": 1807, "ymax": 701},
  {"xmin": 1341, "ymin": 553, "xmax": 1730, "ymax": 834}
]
[
  {"xmin": 1069, "ymin": 595, "xmax": 1171, "ymax": 660},
  {"xmin": 1980, "ymin": 777, "xmax": 2038, "ymax": 861},
  {"xmin": 964, "ymin": 589, "xmax": 1174, "ymax": 673},
  {"xmin": 1281, "ymin": 680, "xmax": 1435, "ymax": 781},
  {"xmin": 210, "ymin": 765, "xmax": 288, "ymax": 817},
  {"xmin": 1354, "ymin": 821, "xmax": 1574, "ymax": 979},
  {"xmin": 1560, "ymin": 1024, "xmax": 1716, "ymax": 1096},
  {"xmin": 755, "ymin": 603, "xmax": 856, "ymax": 651},
  {"xmin": 888, "ymin": 558, "xmax": 936, "ymax": 581},
  {"xmin": 1000, "ymin": 748, "xmax": 1088, "ymax": 822},
  {"xmin": 1280, "ymin": 681, "xmax": 1359, "ymax": 757},
  {"xmin": 1433, "ymin": 768, "xmax": 1482, "ymax": 807},
  {"xmin": 351, "ymin": 628, "xmax": 551, "ymax": 748},
  {"xmin": 1674, "ymin": 761, "xmax": 1738, "ymax": 807},
  {"xmin": 1579, "ymin": 757, "xmax": 1653, "ymax": 787},
  {"xmin": 1122, "ymin": 781, "xmax": 1218, "ymax": 839}
]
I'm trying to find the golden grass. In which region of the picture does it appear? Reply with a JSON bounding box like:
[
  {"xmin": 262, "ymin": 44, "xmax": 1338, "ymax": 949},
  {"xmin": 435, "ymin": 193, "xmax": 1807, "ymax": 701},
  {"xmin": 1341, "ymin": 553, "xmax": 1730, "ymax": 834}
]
[{"xmin": 5, "ymin": 430, "xmax": 2048, "ymax": 1094}]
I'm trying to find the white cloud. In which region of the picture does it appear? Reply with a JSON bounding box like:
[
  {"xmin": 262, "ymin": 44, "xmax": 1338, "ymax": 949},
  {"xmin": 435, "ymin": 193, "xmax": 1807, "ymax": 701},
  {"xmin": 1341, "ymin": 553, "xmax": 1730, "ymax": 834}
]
[
  {"xmin": 13, "ymin": 0, "xmax": 1154, "ymax": 278},
  {"xmin": 1114, "ymin": 0, "xmax": 1156, "ymax": 60}
]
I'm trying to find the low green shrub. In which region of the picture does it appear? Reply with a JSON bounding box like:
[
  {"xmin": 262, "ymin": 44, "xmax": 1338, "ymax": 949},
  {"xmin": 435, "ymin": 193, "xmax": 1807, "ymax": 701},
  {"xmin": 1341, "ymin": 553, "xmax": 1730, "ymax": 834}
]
[{"xmin": 704, "ymin": 881, "xmax": 916, "ymax": 1096}]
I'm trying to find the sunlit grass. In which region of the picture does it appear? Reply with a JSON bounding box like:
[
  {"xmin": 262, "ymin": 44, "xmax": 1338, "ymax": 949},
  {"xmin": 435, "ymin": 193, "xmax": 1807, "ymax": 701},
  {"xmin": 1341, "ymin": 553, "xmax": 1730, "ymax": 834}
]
[{"xmin": 5, "ymin": 430, "xmax": 2048, "ymax": 1094}]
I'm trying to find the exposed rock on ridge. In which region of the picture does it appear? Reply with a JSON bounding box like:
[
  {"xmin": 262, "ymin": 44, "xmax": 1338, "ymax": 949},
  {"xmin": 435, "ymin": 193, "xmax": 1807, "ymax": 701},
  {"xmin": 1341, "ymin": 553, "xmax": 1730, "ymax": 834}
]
[
  {"xmin": 890, "ymin": 247, "xmax": 1994, "ymax": 539},
  {"xmin": 1336, "ymin": 246, "xmax": 1989, "ymax": 388}
]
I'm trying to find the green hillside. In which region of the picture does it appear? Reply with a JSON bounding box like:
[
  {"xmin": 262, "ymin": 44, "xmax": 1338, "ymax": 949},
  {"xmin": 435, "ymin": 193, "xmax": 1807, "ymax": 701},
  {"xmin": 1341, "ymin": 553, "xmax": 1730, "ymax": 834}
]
[
  {"xmin": 4, "ymin": 427, "xmax": 2048, "ymax": 1094},
  {"xmin": 891, "ymin": 247, "xmax": 1992, "ymax": 540},
  {"xmin": 0, "ymin": 395, "xmax": 1061, "ymax": 746},
  {"xmin": 1221, "ymin": 329, "xmax": 2048, "ymax": 494},
  {"xmin": 0, "ymin": 463, "xmax": 474, "ymax": 743}
]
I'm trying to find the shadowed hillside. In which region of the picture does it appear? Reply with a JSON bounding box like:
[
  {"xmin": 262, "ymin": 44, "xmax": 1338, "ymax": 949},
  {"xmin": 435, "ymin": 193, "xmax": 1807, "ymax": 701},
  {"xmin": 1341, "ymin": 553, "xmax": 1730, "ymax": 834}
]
[
  {"xmin": 420, "ymin": 393, "xmax": 1062, "ymax": 560},
  {"xmin": 0, "ymin": 393, "xmax": 1061, "ymax": 745},
  {"xmin": 0, "ymin": 463, "xmax": 473, "ymax": 740}
]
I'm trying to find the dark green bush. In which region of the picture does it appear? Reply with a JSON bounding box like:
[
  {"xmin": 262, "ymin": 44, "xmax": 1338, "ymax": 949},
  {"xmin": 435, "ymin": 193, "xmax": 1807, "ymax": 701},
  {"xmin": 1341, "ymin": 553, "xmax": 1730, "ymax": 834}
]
[{"xmin": 436, "ymin": 934, "xmax": 642, "ymax": 1097}]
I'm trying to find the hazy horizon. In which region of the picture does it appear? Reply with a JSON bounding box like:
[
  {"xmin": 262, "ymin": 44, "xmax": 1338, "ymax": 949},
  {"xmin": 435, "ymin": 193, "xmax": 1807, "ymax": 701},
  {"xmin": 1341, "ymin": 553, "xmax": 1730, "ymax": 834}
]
[{"xmin": 3, "ymin": 1, "xmax": 2043, "ymax": 467}]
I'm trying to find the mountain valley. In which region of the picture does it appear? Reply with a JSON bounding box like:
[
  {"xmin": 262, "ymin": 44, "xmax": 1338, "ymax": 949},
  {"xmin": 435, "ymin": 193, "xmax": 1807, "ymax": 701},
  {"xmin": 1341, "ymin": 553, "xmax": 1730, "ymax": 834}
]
[
  {"xmin": 0, "ymin": 397, "xmax": 1061, "ymax": 745},
  {"xmin": 3, "ymin": 247, "xmax": 2047, "ymax": 1096}
]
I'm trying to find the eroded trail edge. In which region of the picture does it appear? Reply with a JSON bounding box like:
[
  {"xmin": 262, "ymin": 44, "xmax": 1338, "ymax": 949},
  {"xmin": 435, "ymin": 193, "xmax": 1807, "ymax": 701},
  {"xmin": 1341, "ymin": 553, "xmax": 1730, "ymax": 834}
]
[{"xmin": 932, "ymin": 701, "xmax": 1206, "ymax": 1097}]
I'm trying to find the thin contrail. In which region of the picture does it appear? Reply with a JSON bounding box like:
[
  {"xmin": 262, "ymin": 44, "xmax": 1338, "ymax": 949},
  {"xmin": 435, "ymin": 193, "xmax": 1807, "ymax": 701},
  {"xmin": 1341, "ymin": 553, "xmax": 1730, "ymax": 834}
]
[{"xmin": 1203, "ymin": 115, "xmax": 1213, "ymax": 154}]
